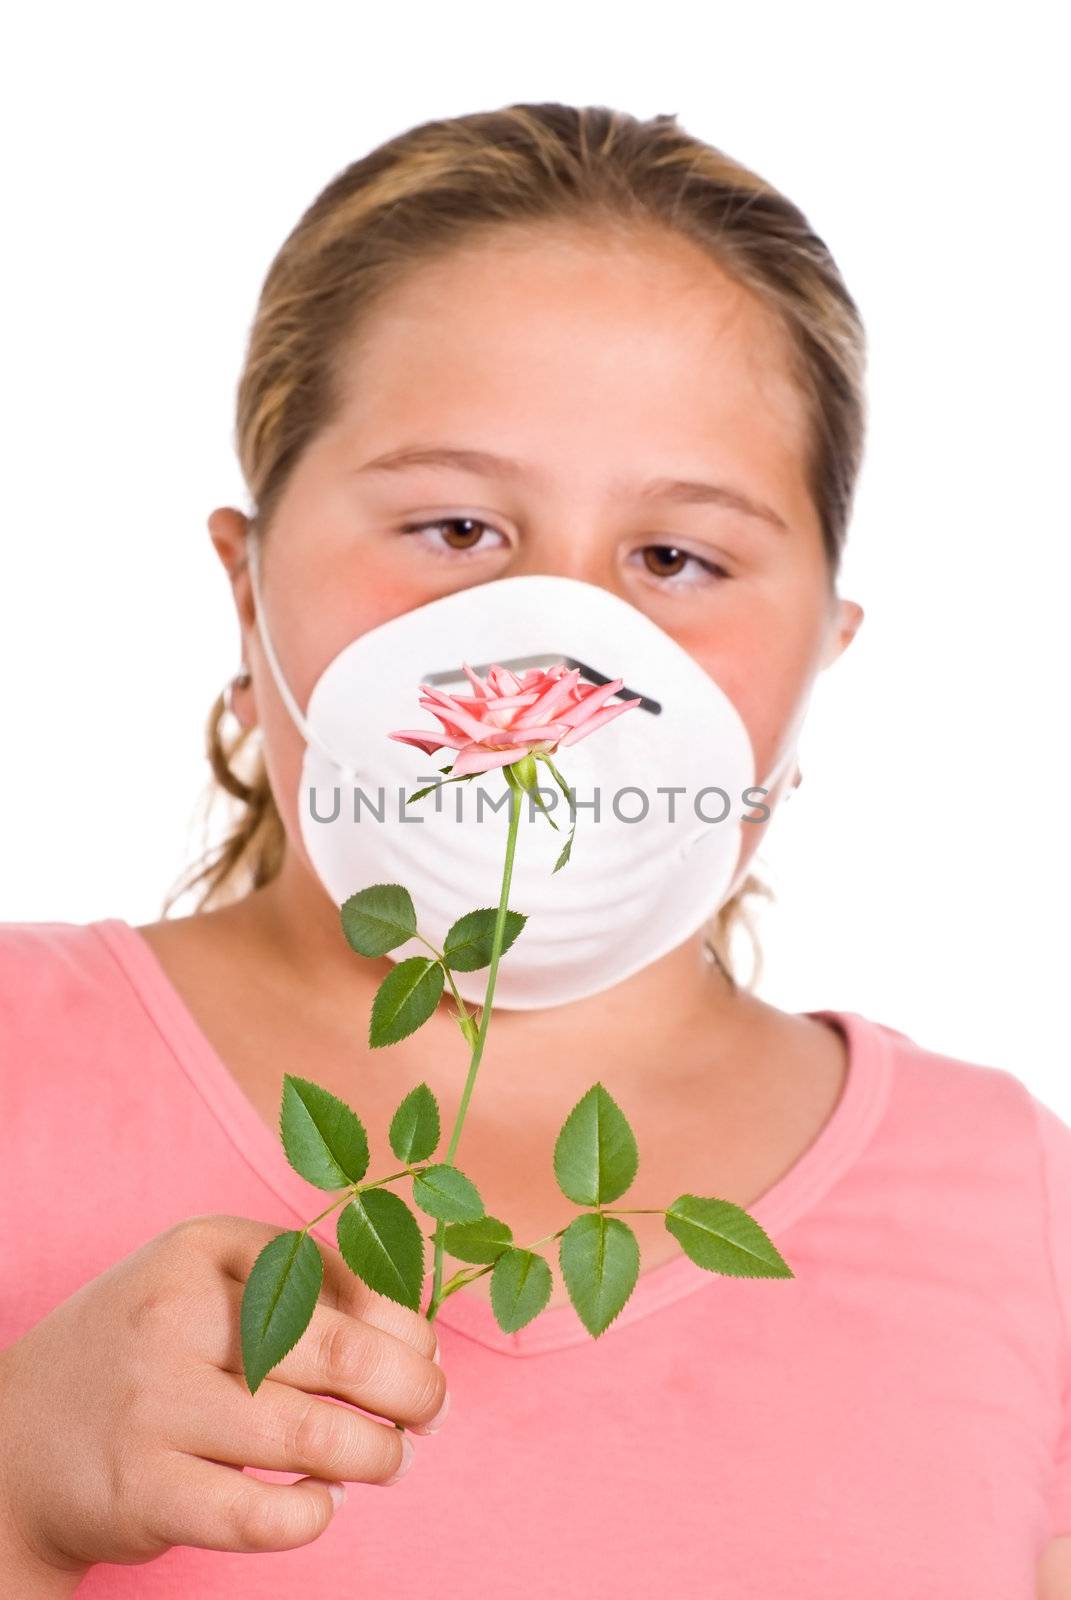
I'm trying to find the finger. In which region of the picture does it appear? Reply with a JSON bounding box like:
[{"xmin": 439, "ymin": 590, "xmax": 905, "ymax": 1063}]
[
  {"xmin": 203, "ymin": 1213, "xmax": 439, "ymax": 1361},
  {"xmin": 183, "ymin": 1272, "xmax": 447, "ymax": 1433},
  {"xmin": 169, "ymin": 1363, "xmax": 412, "ymax": 1485},
  {"xmin": 211, "ymin": 1275, "xmax": 448, "ymax": 1433},
  {"xmin": 317, "ymin": 1239, "xmax": 439, "ymax": 1363},
  {"xmin": 150, "ymin": 1450, "xmax": 349, "ymax": 1554}
]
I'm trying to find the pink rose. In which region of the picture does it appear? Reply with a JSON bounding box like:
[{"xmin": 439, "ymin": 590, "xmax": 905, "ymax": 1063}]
[{"xmin": 389, "ymin": 661, "xmax": 642, "ymax": 777}]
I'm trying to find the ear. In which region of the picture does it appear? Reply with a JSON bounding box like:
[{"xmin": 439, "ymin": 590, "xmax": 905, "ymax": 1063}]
[
  {"xmin": 207, "ymin": 507, "xmax": 256, "ymax": 632},
  {"xmin": 207, "ymin": 506, "xmax": 258, "ymax": 726},
  {"xmin": 819, "ymin": 595, "xmax": 864, "ymax": 670}
]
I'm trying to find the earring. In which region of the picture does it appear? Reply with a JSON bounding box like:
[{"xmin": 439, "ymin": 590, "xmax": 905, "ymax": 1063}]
[{"xmin": 222, "ymin": 666, "xmax": 252, "ymax": 717}]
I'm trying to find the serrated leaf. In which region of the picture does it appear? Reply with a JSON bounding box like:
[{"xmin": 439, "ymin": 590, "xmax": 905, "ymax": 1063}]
[
  {"xmin": 539, "ymin": 753, "xmax": 576, "ymax": 806},
  {"xmin": 340, "ymin": 884, "xmax": 416, "ymax": 957},
  {"xmin": 412, "ymin": 1162, "xmax": 485, "ymax": 1222},
  {"xmin": 559, "ymin": 1212, "xmax": 640, "ymax": 1337},
  {"xmin": 369, "ymin": 957, "xmax": 445, "ymax": 1047},
  {"xmin": 442, "ymin": 908, "xmax": 527, "ymax": 972},
  {"xmin": 389, "ymin": 1083, "xmax": 441, "ymax": 1163},
  {"xmin": 241, "ymin": 1230, "xmax": 323, "ymax": 1394},
  {"xmin": 552, "ymin": 827, "xmax": 576, "ymax": 873},
  {"xmin": 406, "ymin": 772, "xmax": 478, "ymax": 804},
  {"xmin": 553, "ymin": 1082, "xmax": 639, "ymax": 1206},
  {"xmin": 279, "ymin": 1075, "xmax": 370, "ymax": 1190},
  {"xmin": 490, "ymin": 1248, "xmax": 553, "ymax": 1333},
  {"xmin": 442, "ymin": 1214, "xmax": 513, "ymax": 1264},
  {"xmin": 336, "ymin": 1190, "xmax": 425, "ymax": 1310},
  {"xmin": 527, "ymin": 783, "xmax": 560, "ymax": 831},
  {"xmin": 664, "ymin": 1194, "xmax": 794, "ymax": 1278}
]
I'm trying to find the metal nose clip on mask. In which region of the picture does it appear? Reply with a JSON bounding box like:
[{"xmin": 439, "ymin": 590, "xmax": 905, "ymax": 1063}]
[{"xmin": 246, "ymin": 529, "xmax": 805, "ymax": 1009}]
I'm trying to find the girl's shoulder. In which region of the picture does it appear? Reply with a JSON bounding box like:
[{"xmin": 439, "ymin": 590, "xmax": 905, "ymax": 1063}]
[
  {"xmin": 0, "ymin": 918, "xmax": 138, "ymax": 1046},
  {"xmin": 0, "ymin": 915, "xmax": 120, "ymax": 988}
]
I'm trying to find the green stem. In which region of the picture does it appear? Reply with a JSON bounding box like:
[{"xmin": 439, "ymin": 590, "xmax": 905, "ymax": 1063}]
[
  {"xmin": 434, "ymin": 1226, "xmax": 569, "ymax": 1302},
  {"xmin": 301, "ymin": 1191, "xmax": 356, "ymax": 1232},
  {"xmin": 425, "ymin": 779, "xmax": 523, "ymax": 1322},
  {"xmin": 413, "ymin": 930, "xmax": 478, "ymax": 1042},
  {"xmin": 300, "ymin": 1165, "xmax": 425, "ymax": 1233}
]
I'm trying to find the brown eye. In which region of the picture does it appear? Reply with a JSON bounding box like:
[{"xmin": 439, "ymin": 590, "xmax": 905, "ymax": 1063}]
[
  {"xmin": 643, "ymin": 544, "xmax": 689, "ymax": 577},
  {"xmin": 437, "ymin": 517, "xmax": 486, "ymax": 549},
  {"xmin": 399, "ymin": 517, "xmax": 502, "ymax": 556}
]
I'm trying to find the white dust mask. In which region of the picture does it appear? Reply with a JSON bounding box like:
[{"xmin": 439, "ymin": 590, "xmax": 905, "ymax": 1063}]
[{"xmin": 246, "ymin": 533, "xmax": 805, "ymax": 1009}]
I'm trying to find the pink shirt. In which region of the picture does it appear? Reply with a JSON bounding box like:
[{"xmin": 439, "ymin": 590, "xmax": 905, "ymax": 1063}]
[{"xmin": 2, "ymin": 916, "xmax": 1070, "ymax": 1597}]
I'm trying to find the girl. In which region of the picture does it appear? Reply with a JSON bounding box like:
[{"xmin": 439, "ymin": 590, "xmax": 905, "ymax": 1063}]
[{"xmin": 2, "ymin": 101, "xmax": 1070, "ymax": 1599}]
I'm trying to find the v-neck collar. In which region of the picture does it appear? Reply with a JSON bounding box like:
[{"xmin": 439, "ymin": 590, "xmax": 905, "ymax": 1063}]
[{"xmin": 92, "ymin": 917, "xmax": 893, "ymax": 1357}]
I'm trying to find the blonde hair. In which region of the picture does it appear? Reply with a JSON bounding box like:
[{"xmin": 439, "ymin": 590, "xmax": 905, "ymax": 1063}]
[{"xmin": 165, "ymin": 102, "xmax": 867, "ymax": 991}]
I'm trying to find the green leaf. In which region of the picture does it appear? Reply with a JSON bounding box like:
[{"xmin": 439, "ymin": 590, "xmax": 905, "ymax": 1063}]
[
  {"xmin": 553, "ymin": 1082, "xmax": 639, "ymax": 1207},
  {"xmin": 664, "ymin": 1194, "xmax": 795, "ymax": 1278},
  {"xmin": 552, "ymin": 826, "xmax": 576, "ymax": 873},
  {"xmin": 241, "ymin": 1230, "xmax": 323, "ymax": 1395},
  {"xmin": 406, "ymin": 773, "xmax": 478, "ymax": 804},
  {"xmin": 412, "ymin": 1162, "xmax": 485, "ymax": 1223},
  {"xmin": 336, "ymin": 1190, "xmax": 425, "ymax": 1311},
  {"xmin": 442, "ymin": 1214, "xmax": 513, "ymax": 1264},
  {"xmin": 527, "ymin": 781, "xmax": 560, "ymax": 831},
  {"xmin": 279, "ymin": 1075, "xmax": 370, "ymax": 1190},
  {"xmin": 540, "ymin": 754, "xmax": 578, "ymax": 818},
  {"xmin": 389, "ymin": 1083, "xmax": 441, "ymax": 1163},
  {"xmin": 369, "ymin": 958, "xmax": 445, "ymax": 1047},
  {"xmin": 442, "ymin": 908, "xmax": 527, "ymax": 972},
  {"xmin": 559, "ymin": 1213, "xmax": 640, "ymax": 1337},
  {"xmin": 539, "ymin": 756, "xmax": 577, "ymax": 869},
  {"xmin": 490, "ymin": 1248, "xmax": 553, "ymax": 1333},
  {"xmin": 340, "ymin": 884, "xmax": 417, "ymax": 957}
]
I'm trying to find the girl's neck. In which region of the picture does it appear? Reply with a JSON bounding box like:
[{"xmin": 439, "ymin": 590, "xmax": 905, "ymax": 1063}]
[{"xmin": 205, "ymin": 853, "xmax": 750, "ymax": 1103}]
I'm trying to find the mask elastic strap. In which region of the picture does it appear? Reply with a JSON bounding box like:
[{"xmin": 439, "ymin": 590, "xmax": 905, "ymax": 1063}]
[
  {"xmin": 718, "ymin": 714, "xmax": 806, "ymax": 907},
  {"xmin": 245, "ymin": 527, "xmax": 358, "ymax": 781}
]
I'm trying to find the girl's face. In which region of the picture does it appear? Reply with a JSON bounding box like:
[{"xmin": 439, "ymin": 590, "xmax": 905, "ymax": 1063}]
[{"xmin": 215, "ymin": 224, "xmax": 862, "ymax": 890}]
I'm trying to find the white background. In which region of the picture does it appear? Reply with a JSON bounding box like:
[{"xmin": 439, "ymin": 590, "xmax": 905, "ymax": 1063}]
[{"xmin": 2, "ymin": 4, "xmax": 1068, "ymax": 1104}]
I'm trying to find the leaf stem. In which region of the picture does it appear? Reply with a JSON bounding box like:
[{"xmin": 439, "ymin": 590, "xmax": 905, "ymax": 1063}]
[
  {"xmin": 426, "ymin": 779, "xmax": 523, "ymax": 1320},
  {"xmin": 301, "ymin": 1190, "xmax": 357, "ymax": 1232},
  {"xmin": 300, "ymin": 1165, "xmax": 425, "ymax": 1233},
  {"xmin": 434, "ymin": 1225, "xmax": 570, "ymax": 1302},
  {"xmin": 427, "ymin": 1210, "xmax": 670, "ymax": 1306},
  {"xmin": 413, "ymin": 930, "xmax": 479, "ymax": 1040}
]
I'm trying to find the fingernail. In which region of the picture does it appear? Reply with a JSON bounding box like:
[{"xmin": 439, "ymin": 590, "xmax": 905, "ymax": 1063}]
[
  {"xmin": 412, "ymin": 1388, "xmax": 451, "ymax": 1436},
  {"xmin": 384, "ymin": 1433, "xmax": 414, "ymax": 1486},
  {"xmin": 327, "ymin": 1481, "xmax": 347, "ymax": 1510}
]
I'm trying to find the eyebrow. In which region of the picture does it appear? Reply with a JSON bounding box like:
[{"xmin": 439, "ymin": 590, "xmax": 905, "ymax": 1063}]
[{"xmin": 354, "ymin": 444, "xmax": 789, "ymax": 532}]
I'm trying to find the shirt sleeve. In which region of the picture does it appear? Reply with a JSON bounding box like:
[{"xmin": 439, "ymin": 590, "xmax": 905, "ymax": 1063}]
[{"xmin": 1031, "ymin": 1092, "xmax": 1071, "ymax": 1534}]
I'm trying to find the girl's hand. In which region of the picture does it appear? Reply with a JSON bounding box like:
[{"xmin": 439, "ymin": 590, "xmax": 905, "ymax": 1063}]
[{"xmin": 0, "ymin": 1214, "xmax": 449, "ymax": 1581}]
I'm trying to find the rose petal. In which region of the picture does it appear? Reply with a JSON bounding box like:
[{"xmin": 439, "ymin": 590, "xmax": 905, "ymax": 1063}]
[
  {"xmin": 387, "ymin": 730, "xmax": 454, "ymax": 755},
  {"xmin": 415, "ymin": 694, "xmax": 502, "ymax": 745},
  {"xmin": 516, "ymin": 667, "xmax": 583, "ymax": 725},
  {"xmin": 450, "ymin": 742, "xmax": 532, "ymax": 776},
  {"xmin": 557, "ymin": 696, "xmax": 642, "ymax": 745},
  {"xmin": 498, "ymin": 720, "xmax": 572, "ymax": 742},
  {"xmin": 558, "ymin": 677, "xmax": 626, "ymax": 732},
  {"xmin": 461, "ymin": 661, "xmax": 491, "ymax": 699},
  {"xmin": 488, "ymin": 665, "xmax": 523, "ymax": 696}
]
